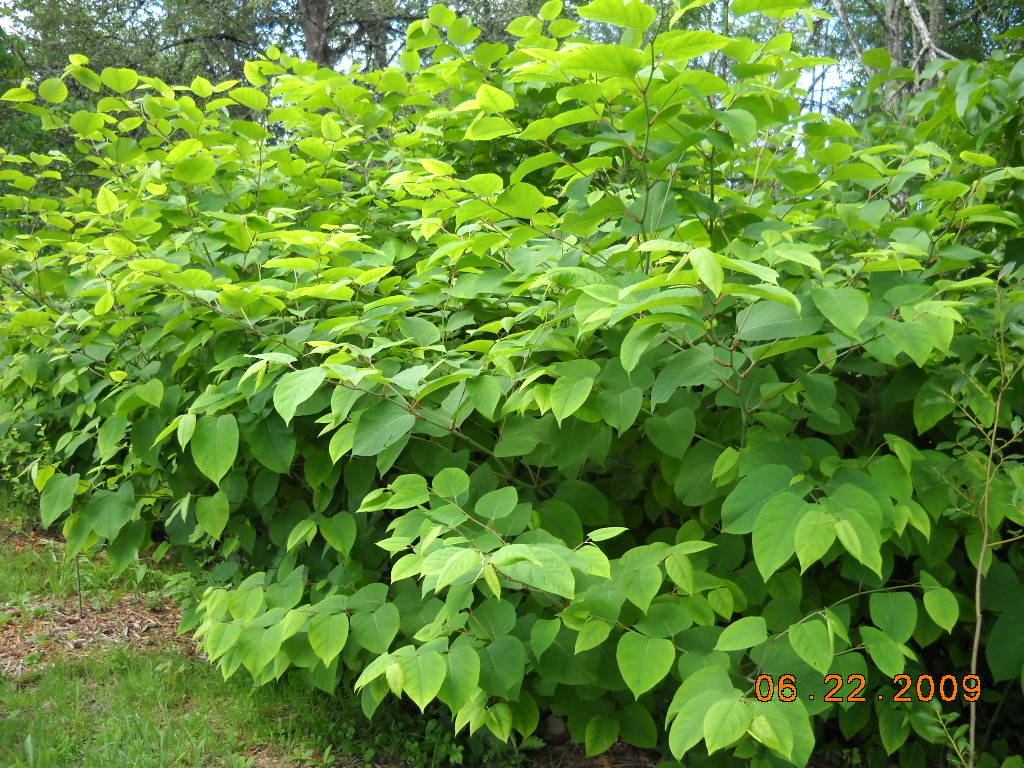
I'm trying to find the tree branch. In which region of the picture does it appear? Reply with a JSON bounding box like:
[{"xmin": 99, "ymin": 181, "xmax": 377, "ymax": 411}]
[
  {"xmin": 144, "ymin": 32, "xmax": 264, "ymax": 59},
  {"xmin": 830, "ymin": 0, "xmax": 866, "ymax": 58},
  {"xmin": 860, "ymin": 0, "xmax": 891, "ymax": 28},
  {"xmin": 901, "ymin": 0, "xmax": 957, "ymax": 59}
]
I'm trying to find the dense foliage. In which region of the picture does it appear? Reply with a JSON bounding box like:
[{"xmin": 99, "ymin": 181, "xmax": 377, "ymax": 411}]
[
  {"xmin": 5, "ymin": 0, "xmax": 1023, "ymax": 108},
  {"xmin": 1, "ymin": 1, "xmax": 1023, "ymax": 765}
]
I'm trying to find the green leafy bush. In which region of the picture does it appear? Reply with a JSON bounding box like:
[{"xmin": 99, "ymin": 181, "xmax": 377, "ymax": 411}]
[{"xmin": 2, "ymin": 1, "xmax": 1023, "ymax": 766}]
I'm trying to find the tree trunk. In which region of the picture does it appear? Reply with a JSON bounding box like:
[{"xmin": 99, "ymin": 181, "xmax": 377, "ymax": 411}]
[
  {"xmin": 362, "ymin": 0, "xmax": 391, "ymax": 72},
  {"xmin": 884, "ymin": 0, "xmax": 905, "ymax": 70},
  {"xmin": 298, "ymin": 0, "xmax": 338, "ymax": 68},
  {"xmin": 928, "ymin": 0, "xmax": 947, "ymax": 51}
]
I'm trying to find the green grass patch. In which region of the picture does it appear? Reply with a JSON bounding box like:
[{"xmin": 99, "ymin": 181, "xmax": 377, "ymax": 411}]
[
  {"xmin": 0, "ymin": 487, "xmax": 171, "ymax": 608},
  {"xmin": 0, "ymin": 645, "xmax": 531, "ymax": 768},
  {"xmin": 0, "ymin": 536, "xmax": 164, "ymax": 609},
  {"xmin": 0, "ymin": 646, "xmax": 344, "ymax": 767}
]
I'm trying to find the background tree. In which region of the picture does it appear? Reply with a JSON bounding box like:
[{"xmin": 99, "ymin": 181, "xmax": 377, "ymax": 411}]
[
  {"xmin": 0, "ymin": 29, "xmax": 50, "ymax": 155},
  {"xmin": 5, "ymin": 0, "xmax": 1022, "ymax": 87},
  {"xmin": 0, "ymin": 0, "xmax": 290, "ymax": 80},
  {"xmin": 826, "ymin": 0, "xmax": 1024, "ymax": 73}
]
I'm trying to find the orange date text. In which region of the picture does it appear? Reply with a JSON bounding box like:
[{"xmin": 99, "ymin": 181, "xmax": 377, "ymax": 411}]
[{"xmin": 754, "ymin": 673, "xmax": 981, "ymax": 703}]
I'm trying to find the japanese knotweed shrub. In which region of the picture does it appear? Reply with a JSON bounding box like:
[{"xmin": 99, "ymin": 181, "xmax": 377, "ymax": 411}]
[{"xmin": 2, "ymin": 1, "xmax": 1023, "ymax": 766}]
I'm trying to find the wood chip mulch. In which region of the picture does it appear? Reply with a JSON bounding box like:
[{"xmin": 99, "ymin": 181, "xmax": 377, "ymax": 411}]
[
  {"xmin": 0, "ymin": 520, "xmax": 198, "ymax": 679},
  {"xmin": 0, "ymin": 591, "xmax": 198, "ymax": 679},
  {"xmin": 531, "ymin": 743, "xmax": 659, "ymax": 768}
]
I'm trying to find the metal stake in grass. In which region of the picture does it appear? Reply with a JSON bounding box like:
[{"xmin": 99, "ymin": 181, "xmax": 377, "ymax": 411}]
[{"xmin": 76, "ymin": 554, "xmax": 83, "ymax": 619}]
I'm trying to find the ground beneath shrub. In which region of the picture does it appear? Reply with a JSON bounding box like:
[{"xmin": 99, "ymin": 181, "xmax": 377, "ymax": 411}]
[
  {"xmin": 0, "ymin": 519, "xmax": 662, "ymax": 768},
  {"xmin": 0, "ymin": 523, "xmax": 194, "ymax": 678},
  {"xmin": 0, "ymin": 590, "xmax": 192, "ymax": 678}
]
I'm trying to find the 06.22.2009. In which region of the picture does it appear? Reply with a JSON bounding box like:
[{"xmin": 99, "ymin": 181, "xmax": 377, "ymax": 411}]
[{"xmin": 753, "ymin": 673, "xmax": 982, "ymax": 703}]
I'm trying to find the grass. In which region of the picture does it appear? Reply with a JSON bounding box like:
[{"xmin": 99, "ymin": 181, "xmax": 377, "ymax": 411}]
[
  {"xmin": 0, "ymin": 489, "xmax": 539, "ymax": 768},
  {"xmin": 1, "ymin": 647, "xmax": 347, "ymax": 767},
  {"xmin": 1, "ymin": 643, "xmax": 512, "ymax": 768},
  {"xmin": 0, "ymin": 534, "xmax": 164, "ymax": 608}
]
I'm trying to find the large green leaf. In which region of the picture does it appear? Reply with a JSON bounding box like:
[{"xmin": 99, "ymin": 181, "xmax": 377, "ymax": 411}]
[
  {"xmin": 173, "ymin": 153, "xmax": 217, "ymax": 184},
  {"xmin": 231, "ymin": 86, "xmax": 268, "ymax": 110},
  {"xmin": 353, "ymin": 401, "xmax": 416, "ymax": 457},
  {"xmin": 351, "ymin": 603, "xmax": 400, "ymax": 654},
  {"xmin": 442, "ymin": 639, "xmax": 480, "ymax": 710},
  {"xmin": 286, "ymin": 519, "xmax": 316, "ymax": 551},
  {"xmin": 657, "ymin": 30, "xmax": 729, "ymax": 62},
  {"xmin": 986, "ymin": 608, "xmax": 1024, "ymax": 682},
  {"xmin": 83, "ymin": 482, "xmax": 135, "ymax": 540},
  {"xmin": 435, "ymin": 548, "xmax": 481, "ymax": 589},
  {"xmin": 309, "ymin": 612, "xmax": 349, "ymax": 665},
  {"xmin": 715, "ymin": 616, "xmax": 767, "ymax": 651},
  {"xmin": 245, "ymin": 415, "xmax": 295, "ymax": 474},
  {"xmin": 490, "ymin": 544, "xmax": 575, "ymax": 599},
  {"xmin": 432, "ymin": 467, "xmax": 471, "ymax": 501},
  {"xmin": 752, "ymin": 492, "xmax": 808, "ymax": 579},
  {"xmin": 273, "ymin": 367, "xmax": 327, "ymax": 425},
  {"xmin": 869, "ymin": 592, "xmax": 917, "ymax": 644},
  {"xmin": 620, "ymin": 324, "xmax": 661, "ymax": 373},
  {"xmin": 561, "ymin": 44, "xmax": 646, "ymax": 78},
  {"xmin": 496, "ymin": 182, "xmax": 548, "ymax": 218},
  {"xmin": 38, "ymin": 78, "xmax": 68, "ymax": 104},
  {"xmin": 107, "ymin": 520, "xmax": 146, "ymax": 573},
  {"xmin": 788, "ymin": 619, "xmax": 832, "ymax": 674},
  {"xmin": 465, "ymin": 115, "xmax": 518, "ymax": 141},
  {"xmin": 40, "ymin": 472, "xmax": 79, "ymax": 527},
  {"xmin": 476, "ymin": 83, "xmax": 515, "ymax": 113},
  {"xmin": 794, "ymin": 505, "xmax": 836, "ymax": 571},
  {"xmin": 735, "ymin": 301, "xmax": 821, "ymax": 341},
  {"xmin": 475, "ymin": 486, "xmax": 518, "ymax": 521},
  {"xmin": 912, "ymin": 380, "xmax": 954, "ymax": 434},
  {"xmin": 616, "ymin": 633, "xmax": 675, "ymax": 698},
  {"xmin": 578, "ymin": 0, "xmax": 657, "ymax": 29},
  {"xmin": 530, "ymin": 619, "xmax": 560, "ymax": 660},
  {"xmin": 595, "ymin": 387, "xmax": 643, "ymax": 433},
  {"xmin": 877, "ymin": 701, "xmax": 909, "ymax": 755},
  {"xmin": 100, "ymin": 66, "xmax": 139, "ymax": 93},
  {"xmin": 398, "ymin": 651, "xmax": 447, "ymax": 711},
  {"xmin": 195, "ymin": 491, "xmax": 229, "ymax": 539},
  {"xmin": 97, "ymin": 415, "xmax": 128, "ymax": 460},
  {"xmin": 238, "ymin": 623, "xmax": 285, "ymax": 676},
  {"xmin": 832, "ymin": 504, "xmax": 883, "ymax": 576},
  {"xmin": 585, "ymin": 715, "xmax": 620, "ymax": 756},
  {"xmin": 714, "ymin": 108, "xmax": 757, "ymax": 145},
  {"xmin": 644, "ymin": 407, "xmax": 695, "ymax": 460},
  {"xmin": 550, "ymin": 375, "xmax": 594, "ymax": 423},
  {"xmin": 479, "ymin": 635, "xmax": 527, "ymax": 698},
  {"xmin": 621, "ymin": 564, "xmax": 663, "ymax": 612},
  {"xmin": 923, "ymin": 587, "xmax": 958, "ymax": 632},
  {"xmin": 669, "ymin": 689, "xmax": 732, "ymax": 757},
  {"xmin": 860, "ymin": 626, "xmax": 906, "ymax": 677},
  {"xmin": 191, "ymin": 414, "xmax": 238, "ymax": 485},
  {"xmin": 320, "ymin": 513, "xmax": 357, "ymax": 556},
  {"xmin": 702, "ymin": 696, "xmax": 751, "ymax": 754},
  {"xmin": 749, "ymin": 700, "xmax": 795, "ymax": 759},
  {"xmin": 721, "ymin": 465, "xmax": 793, "ymax": 534},
  {"xmin": 810, "ymin": 286, "xmax": 868, "ymax": 337},
  {"xmin": 575, "ymin": 619, "xmax": 613, "ymax": 653}
]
